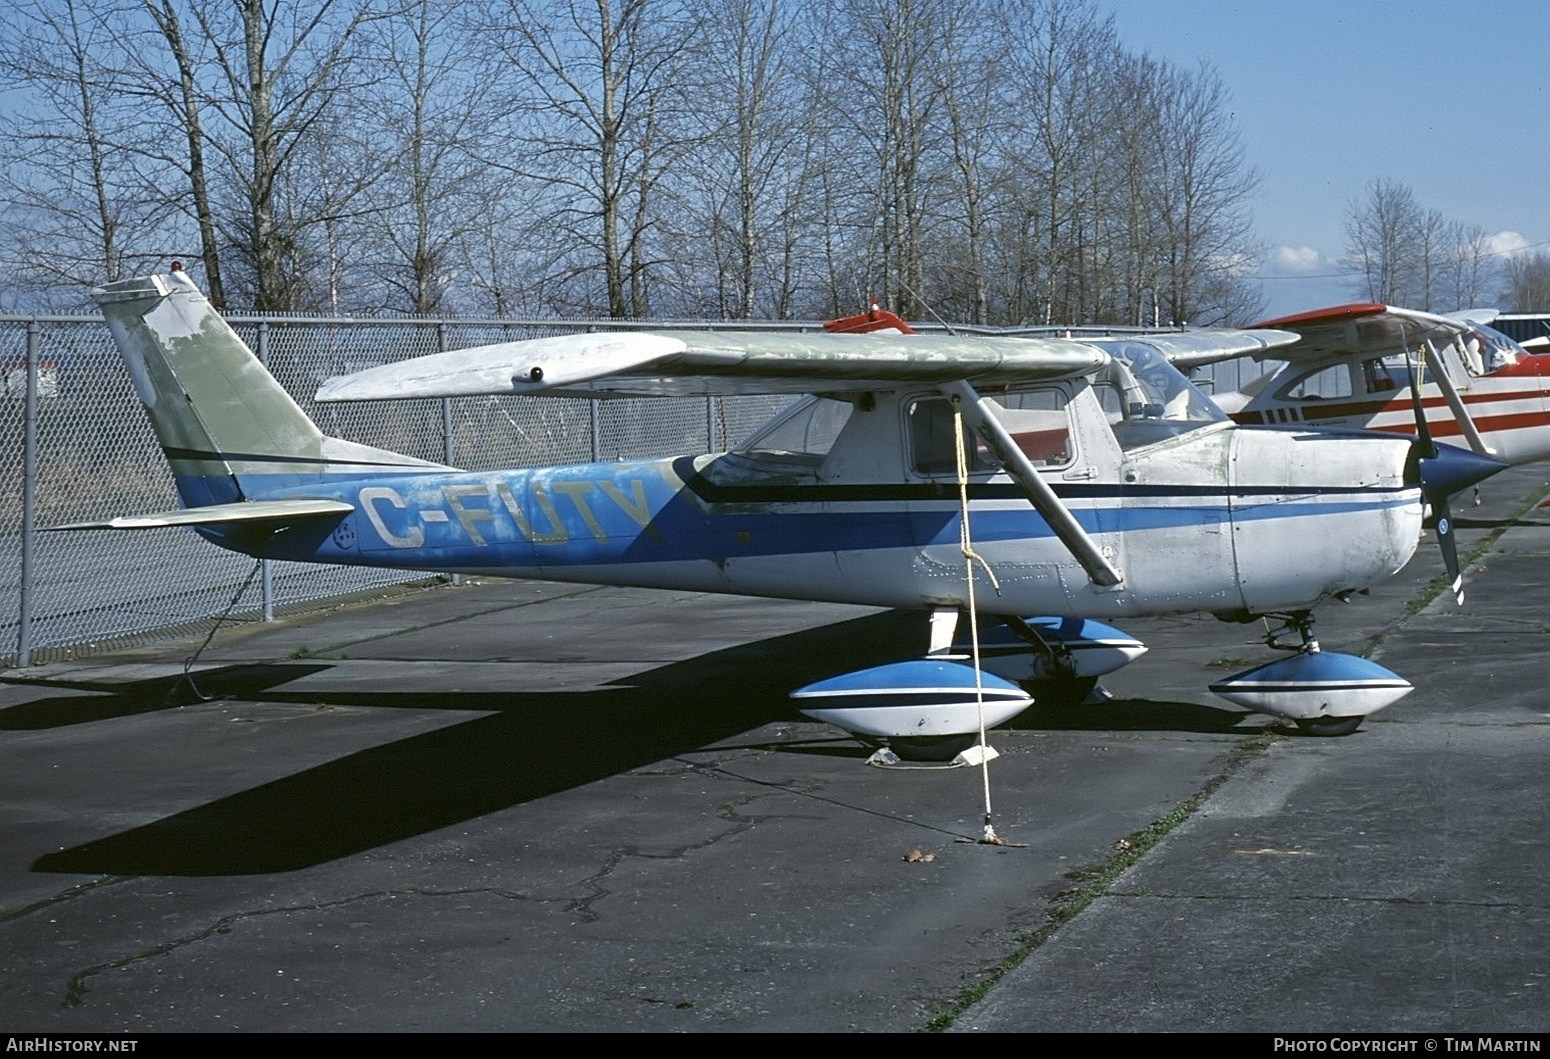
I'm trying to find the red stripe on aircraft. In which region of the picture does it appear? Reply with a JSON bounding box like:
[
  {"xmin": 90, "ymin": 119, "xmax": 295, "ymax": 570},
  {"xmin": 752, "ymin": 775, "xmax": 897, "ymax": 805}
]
[
  {"xmin": 1359, "ymin": 409, "xmax": 1550, "ymax": 439},
  {"xmin": 1233, "ymin": 405, "xmax": 1550, "ymax": 439}
]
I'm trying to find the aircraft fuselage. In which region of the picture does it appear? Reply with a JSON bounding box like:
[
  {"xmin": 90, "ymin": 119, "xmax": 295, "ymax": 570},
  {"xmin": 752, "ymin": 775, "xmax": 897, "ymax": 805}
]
[
  {"xmin": 204, "ymin": 417, "xmax": 1422, "ymax": 623},
  {"xmin": 1223, "ymin": 343, "xmax": 1550, "ymax": 467}
]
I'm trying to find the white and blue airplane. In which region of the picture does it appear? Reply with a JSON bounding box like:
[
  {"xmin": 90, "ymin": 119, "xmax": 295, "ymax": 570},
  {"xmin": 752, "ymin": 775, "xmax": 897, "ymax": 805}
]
[{"xmin": 76, "ymin": 269, "xmax": 1504, "ymax": 757}]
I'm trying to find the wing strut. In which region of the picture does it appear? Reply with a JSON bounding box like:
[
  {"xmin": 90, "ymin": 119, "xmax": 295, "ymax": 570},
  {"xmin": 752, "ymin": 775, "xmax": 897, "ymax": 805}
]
[
  {"xmin": 1423, "ymin": 337, "xmax": 1495, "ymax": 457},
  {"xmin": 938, "ymin": 379, "xmax": 1123, "ymax": 587}
]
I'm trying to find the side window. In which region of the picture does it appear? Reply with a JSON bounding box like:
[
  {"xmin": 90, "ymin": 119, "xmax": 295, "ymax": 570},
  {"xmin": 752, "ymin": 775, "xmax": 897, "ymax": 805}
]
[
  {"xmin": 1279, "ymin": 364, "xmax": 1353, "ymax": 401},
  {"xmin": 907, "ymin": 389, "xmax": 1071, "ymax": 476},
  {"xmin": 991, "ymin": 389, "xmax": 1072, "ymax": 467},
  {"xmin": 1362, "ymin": 357, "xmax": 1398, "ymax": 394},
  {"xmin": 907, "ymin": 397, "xmax": 983, "ymax": 476}
]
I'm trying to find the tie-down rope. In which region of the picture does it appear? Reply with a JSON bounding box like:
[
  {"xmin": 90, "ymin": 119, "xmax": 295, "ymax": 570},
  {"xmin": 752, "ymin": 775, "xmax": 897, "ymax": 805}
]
[{"xmin": 951, "ymin": 398, "xmax": 1004, "ymax": 845}]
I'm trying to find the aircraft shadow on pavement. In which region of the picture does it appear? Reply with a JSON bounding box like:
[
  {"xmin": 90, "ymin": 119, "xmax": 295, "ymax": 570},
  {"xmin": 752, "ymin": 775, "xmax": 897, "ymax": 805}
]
[
  {"xmin": 0, "ymin": 665, "xmax": 332, "ymax": 730},
  {"xmin": 1448, "ymin": 514, "xmax": 1550, "ymax": 531},
  {"xmin": 27, "ymin": 610, "xmax": 1253, "ymax": 877},
  {"xmin": 1008, "ymin": 698, "xmax": 1254, "ymax": 734}
]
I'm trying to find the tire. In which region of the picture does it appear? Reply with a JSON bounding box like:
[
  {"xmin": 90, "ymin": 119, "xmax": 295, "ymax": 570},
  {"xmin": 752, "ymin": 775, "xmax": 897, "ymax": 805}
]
[
  {"xmin": 1294, "ymin": 715, "xmax": 1363, "ymax": 737},
  {"xmin": 887, "ymin": 734, "xmax": 979, "ymax": 762}
]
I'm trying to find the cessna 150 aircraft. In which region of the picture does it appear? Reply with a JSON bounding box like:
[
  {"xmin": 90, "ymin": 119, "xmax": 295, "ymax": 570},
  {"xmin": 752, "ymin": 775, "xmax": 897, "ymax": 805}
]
[
  {"xmin": 1194, "ymin": 302, "xmax": 1550, "ymax": 466},
  {"xmin": 1170, "ymin": 301, "xmax": 1543, "ymax": 613},
  {"xmin": 77, "ymin": 269, "xmax": 1503, "ymax": 757}
]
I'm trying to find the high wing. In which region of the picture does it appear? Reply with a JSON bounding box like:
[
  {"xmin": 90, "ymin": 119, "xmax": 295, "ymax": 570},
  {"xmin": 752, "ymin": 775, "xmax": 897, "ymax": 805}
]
[
  {"xmin": 1095, "ymin": 328, "xmax": 1300, "ymax": 371},
  {"xmin": 1243, "ymin": 303, "xmax": 1500, "ymax": 365},
  {"xmin": 315, "ymin": 327, "xmax": 1299, "ymax": 402}
]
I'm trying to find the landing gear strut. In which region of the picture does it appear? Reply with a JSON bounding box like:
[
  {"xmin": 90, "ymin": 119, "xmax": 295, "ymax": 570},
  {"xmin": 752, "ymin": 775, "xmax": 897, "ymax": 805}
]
[
  {"xmin": 1258, "ymin": 612, "xmax": 1363, "ymax": 735},
  {"xmin": 997, "ymin": 615, "xmax": 1097, "ymax": 708},
  {"xmin": 1261, "ymin": 610, "xmax": 1320, "ymax": 654}
]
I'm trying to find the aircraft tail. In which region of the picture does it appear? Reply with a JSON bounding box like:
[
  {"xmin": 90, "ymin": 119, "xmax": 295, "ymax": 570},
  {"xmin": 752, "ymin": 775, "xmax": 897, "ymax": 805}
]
[{"xmin": 92, "ymin": 269, "xmax": 445, "ymax": 509}]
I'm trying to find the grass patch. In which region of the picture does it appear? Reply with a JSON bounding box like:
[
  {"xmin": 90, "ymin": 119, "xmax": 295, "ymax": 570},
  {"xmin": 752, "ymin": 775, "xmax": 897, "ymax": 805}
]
[{"xmin": 924, "ymin": 732, "xmax": 1275, "ymax": 1031}]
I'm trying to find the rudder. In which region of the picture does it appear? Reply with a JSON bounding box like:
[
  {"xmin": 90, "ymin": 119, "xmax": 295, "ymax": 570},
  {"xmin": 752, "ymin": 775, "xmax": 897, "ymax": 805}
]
[{"xmin": 93, "ymin": 269, "xmax": 443, "ymax": 507}]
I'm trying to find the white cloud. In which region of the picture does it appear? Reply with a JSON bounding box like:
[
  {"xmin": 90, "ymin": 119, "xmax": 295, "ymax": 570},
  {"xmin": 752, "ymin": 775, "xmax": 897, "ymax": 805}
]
[
  {"xmin": 1272, "ymin": 245, "xmax": 1322, "ymax": 272},
  {"xmin": 1484, "ymin": 230, "xmax": 1532, "ymax": 259}
]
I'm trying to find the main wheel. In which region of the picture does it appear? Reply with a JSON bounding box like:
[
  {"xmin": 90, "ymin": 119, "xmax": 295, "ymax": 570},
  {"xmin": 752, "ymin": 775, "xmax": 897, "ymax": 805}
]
[
  {"xmin": 1021, "ymin": 675, "xmax": 1098, "ymax": 709},
  {"xmin": 1294, "ymin": 715, "xmax": 1363, "ymax": 737},
  {"xmin": 886, "ymin": 734, "xmax": 978, "ymax": 762}
]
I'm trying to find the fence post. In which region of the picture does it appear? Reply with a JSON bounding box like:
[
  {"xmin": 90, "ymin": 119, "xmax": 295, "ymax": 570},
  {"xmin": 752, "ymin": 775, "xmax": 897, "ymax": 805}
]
[
  {"xmin": 438, "ymin": 321, "xmax": 459, "ymax": 585},
  {"xmin": 256, "ymin": 320, "xmax": 274, "ymax": 621},
  {"xmin": 437, "ymin": 321, "xmax": 453, "ymax": 464},
  {"xmin": 16, "ymin": 319, "xmax": 40, "ymax": 666},
  {"xmin": 587, "ymin": 324, "xmax": 600, "ymax": 461}
]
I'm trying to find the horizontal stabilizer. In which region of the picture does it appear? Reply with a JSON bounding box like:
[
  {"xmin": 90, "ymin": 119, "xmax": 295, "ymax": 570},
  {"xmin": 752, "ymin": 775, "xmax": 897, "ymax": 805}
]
[{"xmin": 54, "ymin": 498, "xmax": 354, "ymax": 531}]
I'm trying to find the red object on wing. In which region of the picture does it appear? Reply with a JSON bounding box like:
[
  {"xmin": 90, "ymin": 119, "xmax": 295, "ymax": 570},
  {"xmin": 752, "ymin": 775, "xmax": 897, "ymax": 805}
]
[
  {"xmin": 823, "ymin": 299, "xmax": 917, "ymax": 335},
  {"xmin": 1249, "ymin": 303, "xmax": 1387, "ymax": 330}
]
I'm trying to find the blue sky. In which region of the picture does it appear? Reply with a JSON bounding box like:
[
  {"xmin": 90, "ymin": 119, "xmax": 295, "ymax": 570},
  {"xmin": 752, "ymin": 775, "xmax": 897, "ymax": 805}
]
[{"xmin": 1099, "ymin": 0, "xmax": 1550, "ymax": 316}]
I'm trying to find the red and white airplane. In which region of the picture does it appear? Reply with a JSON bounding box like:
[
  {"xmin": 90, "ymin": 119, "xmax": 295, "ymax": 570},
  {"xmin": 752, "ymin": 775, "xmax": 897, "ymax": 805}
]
[{"xmin": 1187, "ymin": 302, "xmax": 1550, "ymax": 467}]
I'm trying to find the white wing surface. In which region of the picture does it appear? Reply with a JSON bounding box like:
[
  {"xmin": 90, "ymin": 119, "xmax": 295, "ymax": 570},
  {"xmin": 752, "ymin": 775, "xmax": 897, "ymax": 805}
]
[{"xmin": 317, "ymin": 327, "xmax": 1296, "ymax": 401}]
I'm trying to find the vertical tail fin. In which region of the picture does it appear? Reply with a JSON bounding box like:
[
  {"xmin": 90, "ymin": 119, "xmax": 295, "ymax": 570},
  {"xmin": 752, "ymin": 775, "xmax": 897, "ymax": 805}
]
[{"xmin": 93, "ymin": 270, "xmax": 442, "ymax": 507}]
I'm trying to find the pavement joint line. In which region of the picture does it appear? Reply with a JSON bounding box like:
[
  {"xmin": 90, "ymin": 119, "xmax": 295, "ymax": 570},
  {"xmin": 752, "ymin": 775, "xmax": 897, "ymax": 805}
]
[
  {"xmin": 1099, "ymin": 891, "xmax": 1547, "ymax": 910},
  {"xmin": 0, "ymin": 875, "xmax": 136, "ymax": 924},
  {"xmin": 925, "ymin": 730, "xmax": 1278, "ymax": 1030}
]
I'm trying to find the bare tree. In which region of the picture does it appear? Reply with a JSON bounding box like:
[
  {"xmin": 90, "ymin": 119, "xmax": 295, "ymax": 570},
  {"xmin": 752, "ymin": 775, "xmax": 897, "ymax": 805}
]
[
  {"xmin": 926, "ymin": 0, "xmax": 1008, "ymax": 324},
  {"xmin": 1344, "ymin": 178, "xmax": 1426, "ymax": 306},
  {"xmin": 338, "ymin": 1, "xmax": 508, "ymax": 313},
  {"xmin": 131, "ymin": 0, "xmax": 229, "ymax": 306},
  {"xmin": 1344, "ymin": 181, "xmax": 1506, "ymax": 312},
  {"xmin": 1143, "ymin": 59, "xmax": 1262, "ymax": 325},
  {"xmin": 999, "ymin": 0, "xmax": 1120, "ymax": 324},
  {"xmin": 671, "ymin": 0, "xmax": 807, "ymax": 318},
  {"xmin": 1504, "ymin": 251, "xmax": 1550, "ymax": 312},
  {"xmin": 1438, "ymin": 221, "xmax": 1498, "ymax": 310},
  {"xmin": 181, "ymin": 0, "xmax": 390, "ymax": 309},
  {"xmin": 0, "ymin": 0, "xmax": 170, "ymax": 305},
  {"xmin": 823, "ymin": 0, "xmax": 953, "ymax": 319},
  {"xmin": 484, "ymin": 0, "xmax": 701, "ymax": 318}
]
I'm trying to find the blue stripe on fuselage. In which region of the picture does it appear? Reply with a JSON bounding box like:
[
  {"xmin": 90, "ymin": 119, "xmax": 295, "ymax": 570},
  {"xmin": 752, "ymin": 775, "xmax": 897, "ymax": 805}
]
[{"xmin": 199, "ymin": 457, "xmax": 1416, "ymax": 570}]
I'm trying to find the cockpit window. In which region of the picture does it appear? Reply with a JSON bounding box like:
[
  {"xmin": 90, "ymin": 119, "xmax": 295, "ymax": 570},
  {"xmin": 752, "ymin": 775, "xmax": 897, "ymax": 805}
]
[
  {"xmin": 1094, "ymin": 340, "xmax": 1226, "ymax": 450},
  {"xmin": 1362, "ymin": 357, "xmax": 1398, "ymax": 394}
]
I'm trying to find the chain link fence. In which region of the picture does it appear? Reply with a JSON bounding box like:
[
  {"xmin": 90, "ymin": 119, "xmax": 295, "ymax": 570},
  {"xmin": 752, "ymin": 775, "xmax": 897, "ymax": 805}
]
[
  {"xmin": 2, "ymin": 310, "xmax": 1247, "ymax": 667},
  {"xmin": 2, "ymin": 311, "xmax": 797, "ymax": 666}
]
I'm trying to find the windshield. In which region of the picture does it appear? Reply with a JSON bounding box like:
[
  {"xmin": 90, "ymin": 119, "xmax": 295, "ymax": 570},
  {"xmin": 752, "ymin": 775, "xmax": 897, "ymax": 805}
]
[
  {"xmin": 735, "ymin": 395, "xmax": 853, "ymax": 459},
  {"xmin": 1466, "ymin": 323, "xmax": 1529, "ymax": 374},
  {"xmin": 1095, "ymin": 340, "xmax": 1226, "ymax": 450}
]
